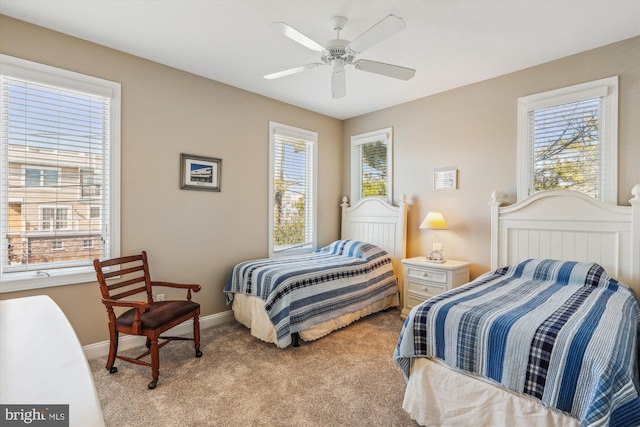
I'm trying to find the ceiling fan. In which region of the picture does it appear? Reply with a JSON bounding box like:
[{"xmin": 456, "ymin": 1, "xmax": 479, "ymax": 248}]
[{"xmin": 264, "ymin": 14, "xmax": 416, "ymax": 99}]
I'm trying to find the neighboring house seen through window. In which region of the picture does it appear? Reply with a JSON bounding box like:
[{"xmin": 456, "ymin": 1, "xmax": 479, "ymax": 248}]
[
  {"xmin": 268, "ymin": 122, "xmax": 317, "ymax": 257},
  {"xmin": 517, "ymin": 77, "xmax": 618, "ymax": 203},
  {"xmin": 0, "ymin": 54, "xmax": 121, "ymax": 292}
]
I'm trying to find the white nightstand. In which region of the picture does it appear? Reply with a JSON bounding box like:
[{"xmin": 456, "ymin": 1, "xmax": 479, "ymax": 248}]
[{"xmin": 401, "ymin": 257, "xmax": 471, "ymax": 318}]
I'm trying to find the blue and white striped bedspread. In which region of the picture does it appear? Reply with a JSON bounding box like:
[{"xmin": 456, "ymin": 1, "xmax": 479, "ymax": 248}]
[
  {"xmin": 225, "ymin": 240, "xmax": 398, "ymax": 348},
  {"xmin": 394, "ymin": 259, "xmax": 640, "ymax": 427}
]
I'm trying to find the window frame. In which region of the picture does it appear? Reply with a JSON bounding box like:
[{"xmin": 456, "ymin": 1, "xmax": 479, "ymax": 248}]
[
  {"xmin": 0, "ymin": 54, "xmax": 121, "ymax": 292},
  {"xmin": 268, "ymin": 121, "xmax": 317, "ymax": 258},
  {"xmin": 517, "ymin": 76, "xmax": 618, "ymax": 204},
  {"xmin": 350, "ymin": 127, "xmax": 393, "ymax": 204}
]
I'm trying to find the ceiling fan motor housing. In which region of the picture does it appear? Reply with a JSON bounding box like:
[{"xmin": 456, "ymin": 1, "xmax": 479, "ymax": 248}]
[{"xmin": 323, "ymin": 39, "xmax": 354, "ymax": 65}]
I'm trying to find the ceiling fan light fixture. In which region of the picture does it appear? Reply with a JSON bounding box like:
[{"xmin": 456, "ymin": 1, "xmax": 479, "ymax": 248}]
[{"xmin": 331, "ymin": 58, "xmax": 345, "ymax": 74}]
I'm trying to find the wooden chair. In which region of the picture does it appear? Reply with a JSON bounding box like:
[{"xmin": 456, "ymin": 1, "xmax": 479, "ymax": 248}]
[{"xmin": 93, "ymin": 250, "xmax": 202, "ymax": 389}]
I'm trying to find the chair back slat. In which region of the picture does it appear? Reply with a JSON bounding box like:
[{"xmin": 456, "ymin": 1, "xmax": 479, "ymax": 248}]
[
  {"xmin": 93, "ymin": 251, "xmax": 153, "ymax": 304},
  {"xmin": 102, "ymin": 264, "xmax": 145, "ymax": 280},
  {"xmin": 100, "ymin": 254, "xmax": 142, "ymax": 267},
  {"xmin": 111, "ymin": 286, "xmax": 148, "ymax": 301},
  {"xmin": 108, "ymin": 276, "xmax": 146, "ymax": 292}
]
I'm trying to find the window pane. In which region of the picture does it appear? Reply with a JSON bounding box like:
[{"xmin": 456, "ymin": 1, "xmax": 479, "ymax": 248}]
[
  {"xmin": 273, "ymin": 137, "xmax": 312, "ymax": 250},
  {"xmin": 360, "ymin": 140, "xmax": 388, "ymax": 198},
  {"xmin": 351, "ymin": 128, "xmax": 392, "ymax": 203},
  {"xmin": 269, "ymin": 122, "xmax": 316, "ymax": 257},
  {"xmin": 531, "ymin": 97, "xmax": 601, "ymax": 198},
  {"xmin": 2, "ymin": 76, "xmax": 109, "ymax": 274},
  {"xmin": 25, "ymin": 169, "xmax": 41, "ymax": 186},
  {"xmin": 42, "ymin": 169, "xmax": 58, "ymax": 187}
]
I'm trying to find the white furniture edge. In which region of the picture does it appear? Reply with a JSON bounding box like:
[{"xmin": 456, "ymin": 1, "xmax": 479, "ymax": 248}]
[
  {"xmin": 1, "ymin": 295, "xmax": 105, "ymax": 426},
  {"xmin": 490, "ymin": 184, "xmax": 640, "ymax": 293}
]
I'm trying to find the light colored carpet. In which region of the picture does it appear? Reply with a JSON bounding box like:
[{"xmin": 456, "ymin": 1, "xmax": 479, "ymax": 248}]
[{"xmin": 88, "ymin": 308, "xmax": 418, "ymax": 427}]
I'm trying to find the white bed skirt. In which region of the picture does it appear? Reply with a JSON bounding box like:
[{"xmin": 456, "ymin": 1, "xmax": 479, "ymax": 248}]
[
  {"xmin": 403, "ymin": 358, "xmax": 580, "ymax": 427},
  {"xmin": 231, "ymin": 293, "xmax": 399, "ymax": 345}
]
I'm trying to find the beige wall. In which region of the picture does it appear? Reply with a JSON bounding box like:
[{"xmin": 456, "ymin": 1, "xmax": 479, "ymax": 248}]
[
  {"xmin": 0, "ymin": 15, "xmax": 343, "ymax": 345},
  {"xmin": 1, "ymin": 14, "xmax": 638, "ymax": 346},
  {"xmin": 343, "ymin": 36, "xmax": 640, "ymax": 280}
]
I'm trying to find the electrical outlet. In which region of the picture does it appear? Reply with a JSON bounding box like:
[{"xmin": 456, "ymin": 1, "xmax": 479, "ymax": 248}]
[{"xmin": 156, "ymin": 293, "xmax": 165, "ymax": 301}]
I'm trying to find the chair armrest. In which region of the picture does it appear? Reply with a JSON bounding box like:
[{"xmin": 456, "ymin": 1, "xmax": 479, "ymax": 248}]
[
  {"xmin": 101, "ymin": 299, "xmax": 148, "ymax": 334},
  {"xmin": 102, "ymin": 298, "xmax": 149, "ymax": 311},
  {"xmin": 150, "ymin": 281, "xmax": 201, "ymax": 300}
]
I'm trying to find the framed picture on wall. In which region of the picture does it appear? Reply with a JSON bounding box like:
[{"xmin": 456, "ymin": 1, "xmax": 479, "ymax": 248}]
[
  {"xmin": 433, "ymin": 168, "xmax": 457, "ymax": 190},
  {"xmin": 180, "ymin": 153, "xmax": 221, "ymax": 191}
]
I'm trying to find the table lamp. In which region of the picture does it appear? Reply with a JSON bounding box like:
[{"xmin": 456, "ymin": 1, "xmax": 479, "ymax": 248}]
[{"xmin": 419, "ymin": 211, "xmax": 449, "ymax": 262}]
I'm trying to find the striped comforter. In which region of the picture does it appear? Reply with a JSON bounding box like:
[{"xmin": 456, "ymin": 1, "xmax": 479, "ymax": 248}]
[
  {"xmin": 225, "ymin": 240, "xmax": 398, "ymax": 348},
  {"xmin": 394, "ymin": 259, "xmax": 640, "ymax": 427}
]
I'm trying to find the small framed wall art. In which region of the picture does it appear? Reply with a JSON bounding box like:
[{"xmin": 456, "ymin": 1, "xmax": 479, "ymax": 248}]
[
  {"xmin": 433, "ymin": 168, "xmax": 458, "ymax": 190},
  {"xmin": 180, "ymin": 153, "xmax": 221, "ymax": 192}
]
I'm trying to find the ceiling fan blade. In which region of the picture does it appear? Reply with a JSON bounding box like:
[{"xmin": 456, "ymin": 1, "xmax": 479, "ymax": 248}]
[
  {"xmin": 264, "ymin": 63, "xmax": 323, "ymax": 80},
  {"xmin": 331, "ymin": 67, "xmax": 346, "ymax": 99},
  {"xmin": 271, "ymin": 22, "xmax": 326, "ymax": 54},
  {"xmin": 354, "ymin": 60, "xmax": 415, "ymax": 80},
  {"xmin": 347, "ymin": 14, "xmax": 406, "ymax": 54}
]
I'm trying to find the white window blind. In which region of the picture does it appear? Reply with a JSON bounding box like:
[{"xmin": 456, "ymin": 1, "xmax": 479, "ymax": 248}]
[
  {"xmin": 517, "ymin": 77, "xmax": 618, "ymax": 203},
  {"xmin": 351, "ymin": 128, "xmax": 393, "ymax": 204},
  {"xmin": 268, "ymin": 122, "xmax": 317, "ymax": 257},
  {"xmin": 0, "ymin": 55, "xmax": 120, "ymax": 291},
  {"xmin": 529, "ymin": 97, "xmax": 602, "ymax": 198}
]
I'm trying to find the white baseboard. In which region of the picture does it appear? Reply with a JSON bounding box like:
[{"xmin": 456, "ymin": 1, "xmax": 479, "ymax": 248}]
[{"xmin": 83, "ymin": 309, "xmax": 235, "ymax": 360}]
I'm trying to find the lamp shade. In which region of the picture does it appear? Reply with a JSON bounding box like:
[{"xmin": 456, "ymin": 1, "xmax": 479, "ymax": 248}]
[{"xmin": 419, "ymin": 212, "xmax": 449, "ymax": 230}]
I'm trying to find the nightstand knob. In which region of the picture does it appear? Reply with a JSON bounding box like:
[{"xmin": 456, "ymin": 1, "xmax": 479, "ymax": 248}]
[
  {"xmin": 422, "ymin": 272, "xmax": 429, "ymax": 277},
  {"xmin": 422, "ymin": 286, "xmax": 428, "ymax": 291}
]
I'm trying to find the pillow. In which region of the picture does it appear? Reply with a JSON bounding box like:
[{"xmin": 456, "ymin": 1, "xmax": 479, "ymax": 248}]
[
  {"xmin": 315, "ymin": 240, "xmax": 389, "ymax": 262},
  {"xmin": 507, "ymin": 258, "xmax": 610, "ymax": 287}
]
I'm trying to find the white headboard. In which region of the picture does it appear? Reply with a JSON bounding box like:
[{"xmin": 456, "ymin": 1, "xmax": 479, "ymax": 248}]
[
  {"xmin": 490, "ymin": 185, "xmax": 640, "ymax": 295},
  {"xmin": 341, "ymin": 195, "xmax": 408, "ymax": 284}
]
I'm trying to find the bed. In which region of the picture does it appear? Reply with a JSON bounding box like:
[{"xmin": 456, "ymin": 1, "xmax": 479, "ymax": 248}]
[
  {"xmin": 224, "ymin": 195, "xmax": 407, "ymax": 348},
  {"xmin": 394, "ymin": 185, "xmax": 640, "ymax": 427}
]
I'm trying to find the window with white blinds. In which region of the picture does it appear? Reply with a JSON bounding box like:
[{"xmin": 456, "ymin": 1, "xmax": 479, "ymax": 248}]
[
  {"xmin": 0, "ymin": 55, "xmax": 121, "ymax": 292},
  {"xmin": 517, "ymin": 77, "xmax": 618, "ymax": 204},
  {"xmin": 351, "ymin": 128, "xmax": 393, "ymax": 204},
  {"xmin": 268, "ymin": 122, "xmax": 317, "ymax": 257}
]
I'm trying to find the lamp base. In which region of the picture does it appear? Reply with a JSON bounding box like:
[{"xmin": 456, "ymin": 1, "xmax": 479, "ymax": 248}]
[
  {"xmin": 425, "ymin": 257, "xmax": 446, "ymax": 264},
  {"xmin": 427, "ymin": 249, "xmax": 445, "ymax": 263}
]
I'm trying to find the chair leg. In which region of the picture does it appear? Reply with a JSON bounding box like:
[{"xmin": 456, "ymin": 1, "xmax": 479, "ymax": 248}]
[
  {"xmin": 148, "ymin": 336, "xmax": 160, "ymax": 389},
  {"xmin": 194, "ymin": 313, "xmax": 202, "ymax": 357},
  {"xmin": 106, "ymin": 325, "xmax": 119, "ymax": 373}
]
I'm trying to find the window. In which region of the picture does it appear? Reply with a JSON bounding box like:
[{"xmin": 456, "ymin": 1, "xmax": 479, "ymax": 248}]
[
  {"xmin": 25, "ymin": 167, "xmax": 59, "ymax": 187},
  {"xmin": 517, "ymin": 77, "xmax": 618, "ymax": 203},
  {"xmin": 90, "ymin": 206, "xmax": 101, "ymax": 219},
  {"xmin": 0, "ymin": 54, "xmax": 121, "ymax": 292},
  {"xmin": 81, "ymin": 168, "xmax": 101, "ymax": 197},
  {"xmin": 40, "ymin": 206, "xmax": 71, "ymax": 231},
  {"xmin": 351, "ymin": 128, "xmax": 393, "ymax": 203},
  {"xmin": 268, "ymin": 122, "xmax": 317, "ymax": 257}
]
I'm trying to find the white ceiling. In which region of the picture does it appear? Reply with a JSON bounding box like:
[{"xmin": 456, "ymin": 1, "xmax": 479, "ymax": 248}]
[{"xmin": 1, "ymin": 1, "xmax": 639, "ymax": 120}]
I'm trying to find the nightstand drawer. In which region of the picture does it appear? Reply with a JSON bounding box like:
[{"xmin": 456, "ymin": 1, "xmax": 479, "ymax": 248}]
[
  {"xmin": 407, "ymin": 280, "xmax": 445, "ymax": 298},
  {"xmin": 405, "ymin": 293, "xmax": 430, "ymax": 311},
  {"xmin": 406, "ymin": 266, "xmax": 447, "ymax": 284}
]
